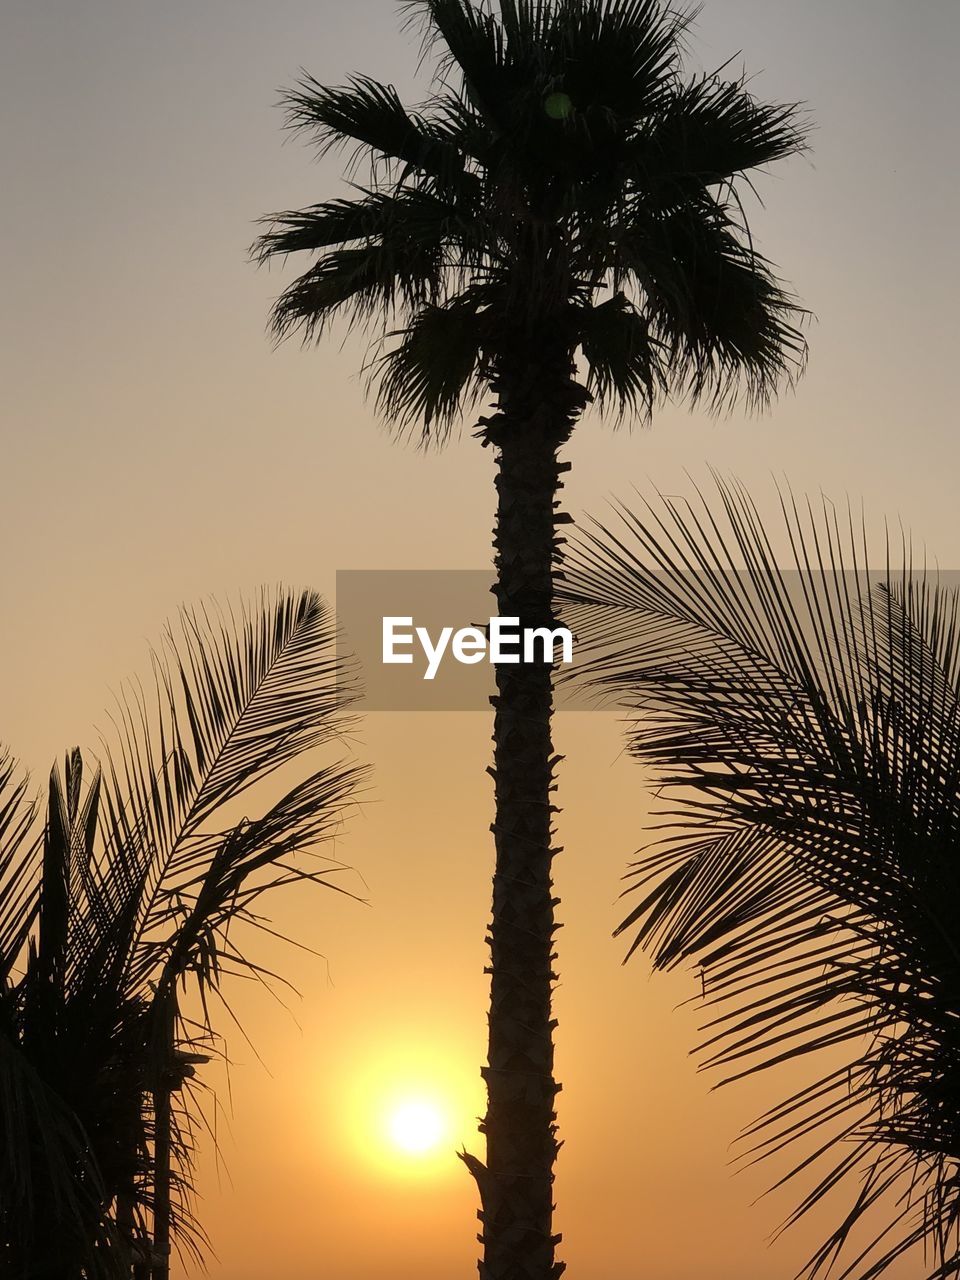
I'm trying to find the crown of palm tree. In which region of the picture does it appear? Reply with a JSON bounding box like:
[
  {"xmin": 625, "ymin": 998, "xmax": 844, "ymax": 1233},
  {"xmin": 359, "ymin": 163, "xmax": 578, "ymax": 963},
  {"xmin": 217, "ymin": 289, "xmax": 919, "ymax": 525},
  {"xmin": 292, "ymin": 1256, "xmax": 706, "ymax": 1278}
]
[
  {"xmin": 560, "ymin": 479, "xmax": 960, "ymax": 1280},
  {"xmin": 255, "ymin": 0, "xmax": 809, "ymax": 441}
]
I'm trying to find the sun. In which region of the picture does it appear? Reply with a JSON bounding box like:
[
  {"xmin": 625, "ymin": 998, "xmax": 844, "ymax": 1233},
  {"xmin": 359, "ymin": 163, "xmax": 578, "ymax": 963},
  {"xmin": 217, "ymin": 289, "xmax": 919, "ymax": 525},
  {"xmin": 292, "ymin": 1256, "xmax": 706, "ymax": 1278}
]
[
  {"xmin": 387, "ymin": 1099, "xmax": 446, "ymax": 1155},
  {"xmin": 330, "ymin": 1039, "xmax": 482, "ymax": 1179}
]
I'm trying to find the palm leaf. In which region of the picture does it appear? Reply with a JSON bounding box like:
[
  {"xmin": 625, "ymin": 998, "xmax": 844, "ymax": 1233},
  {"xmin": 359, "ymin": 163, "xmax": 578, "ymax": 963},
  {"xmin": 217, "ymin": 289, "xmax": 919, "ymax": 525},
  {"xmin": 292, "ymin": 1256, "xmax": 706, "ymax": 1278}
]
[
  {"xmin": 375, "ymin": 291, "xmax": 492, "ymax": 435},
  {"xmin": 560, "ymin": 477, "xmax": 960, "ymax": 1278},
  {"xmin": 282, "ymin": 73, "xmax": 466, "ymax": 185},
  {"xmin": 84, "ymin": 589, "xmax": 359, "ymax": 998},
  {"xmin": 0, "ymin": 751, "xmax": 40, "ymax": 984},
  {"xmin": 632, "ymin": 71, "xmax": 808, "ymax": 190},
  {"xmin": 575, "ymin": 291, "xmax": 667, "ymax": 419}
]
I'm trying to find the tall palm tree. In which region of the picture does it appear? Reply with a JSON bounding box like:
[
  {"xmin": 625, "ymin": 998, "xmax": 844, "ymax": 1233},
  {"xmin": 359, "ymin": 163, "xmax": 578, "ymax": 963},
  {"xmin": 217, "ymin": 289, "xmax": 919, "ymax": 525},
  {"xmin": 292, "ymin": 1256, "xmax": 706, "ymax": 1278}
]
[
  {"xmin": 560, "ymin": 478, "xmax": 960, "ymax": 1279},
  {"xmin": 0, "ymin": 588, "xmax": 364, "ymax": 1280},
  {"xmin": 255, "ymin": 4, "xmax": 808, "ymax": 1274}
]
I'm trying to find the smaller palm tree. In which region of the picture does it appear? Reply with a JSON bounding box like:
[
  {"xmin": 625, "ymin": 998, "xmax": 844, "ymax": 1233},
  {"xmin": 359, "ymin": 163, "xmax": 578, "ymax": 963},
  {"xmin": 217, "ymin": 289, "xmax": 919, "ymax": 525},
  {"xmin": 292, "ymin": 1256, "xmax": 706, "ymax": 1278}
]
[
  {"xmin": 560, "ymin": 479, "xmax": 960, "ymax": 1280},
  {"xmin": 0, "ymin": 588, "xmax": 365, "ymax": 1280}
]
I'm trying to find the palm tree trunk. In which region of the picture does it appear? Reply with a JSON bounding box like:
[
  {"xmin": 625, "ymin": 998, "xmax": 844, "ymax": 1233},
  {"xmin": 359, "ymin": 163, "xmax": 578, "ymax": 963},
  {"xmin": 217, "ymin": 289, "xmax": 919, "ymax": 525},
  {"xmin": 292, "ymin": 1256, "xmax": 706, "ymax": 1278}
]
[
  {"xmin": 150, "ymin": 994, "xmax": 175, "ymax": 1280},
  {"xmin": 466, "ymin": 343, "xmax": 585, "ymax": 1280},
  {"xmin": 117, "ymin": 1188, "xmax": 150, "ymax": 1280}
]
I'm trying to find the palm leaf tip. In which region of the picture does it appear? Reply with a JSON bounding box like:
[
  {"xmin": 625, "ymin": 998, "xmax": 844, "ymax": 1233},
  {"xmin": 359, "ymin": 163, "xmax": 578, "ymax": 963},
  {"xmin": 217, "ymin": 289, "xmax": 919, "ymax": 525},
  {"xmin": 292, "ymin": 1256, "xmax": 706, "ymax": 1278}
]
[{"xmin": 279, "ymin": 74, "xmax": 437, "ymax": 169}]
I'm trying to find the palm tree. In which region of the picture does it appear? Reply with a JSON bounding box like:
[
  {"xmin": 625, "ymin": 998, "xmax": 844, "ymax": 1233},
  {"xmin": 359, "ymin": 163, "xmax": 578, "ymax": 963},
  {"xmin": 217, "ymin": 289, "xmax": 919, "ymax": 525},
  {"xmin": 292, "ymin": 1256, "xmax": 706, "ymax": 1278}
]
[
  {"xmin": 0, "ymin": 588, "xmax": 364, "ymax": 1280},
  {"xmin": 560, "ymin": 478, "xmax": 960, "ymax": 1279},
  {"xmin": 254, "ymin": 4, "xmax": 808, "ymax": 1273}
]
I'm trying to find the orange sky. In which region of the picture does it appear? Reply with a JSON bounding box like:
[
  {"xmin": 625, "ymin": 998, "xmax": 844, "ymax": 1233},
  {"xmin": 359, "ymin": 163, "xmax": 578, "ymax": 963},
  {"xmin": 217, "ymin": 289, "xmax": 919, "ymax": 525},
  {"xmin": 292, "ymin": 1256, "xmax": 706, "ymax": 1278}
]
[{"xmin": 2, "ymin": 1, "xmax": 959, "ymax": 1277}]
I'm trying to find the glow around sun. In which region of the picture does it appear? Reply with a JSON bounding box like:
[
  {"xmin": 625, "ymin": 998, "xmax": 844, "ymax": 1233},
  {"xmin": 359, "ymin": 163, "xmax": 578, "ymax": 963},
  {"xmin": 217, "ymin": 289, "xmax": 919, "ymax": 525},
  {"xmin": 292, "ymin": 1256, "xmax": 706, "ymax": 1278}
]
[
  {"xmin": 333, "ymin": 1042, "xmax": 481, "ymax": 1179},
  {"xmin": 387, "ymin": 1098, "xmax": 446, "ymax": 1155}
]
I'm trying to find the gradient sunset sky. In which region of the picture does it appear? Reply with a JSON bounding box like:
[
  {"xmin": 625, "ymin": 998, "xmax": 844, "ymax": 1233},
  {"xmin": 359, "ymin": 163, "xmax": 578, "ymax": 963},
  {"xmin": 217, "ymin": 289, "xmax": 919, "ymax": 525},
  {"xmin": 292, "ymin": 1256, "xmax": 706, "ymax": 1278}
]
[{"xmin": 2, "ymin": 2, "xmax": 959, "ymax": 1277}]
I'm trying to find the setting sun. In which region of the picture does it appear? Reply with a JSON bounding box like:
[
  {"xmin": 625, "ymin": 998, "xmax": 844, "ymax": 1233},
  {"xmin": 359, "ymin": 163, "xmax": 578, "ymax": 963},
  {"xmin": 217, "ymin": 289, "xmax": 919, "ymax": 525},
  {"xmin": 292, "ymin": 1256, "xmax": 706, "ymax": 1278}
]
[
  {"xmin": 330, "ymin": 1037, "xmax": 481, "ymax": 1181},
  {"xmin": 388, "ymin": 1100, "xmax": 446, "ymax": 1155}
]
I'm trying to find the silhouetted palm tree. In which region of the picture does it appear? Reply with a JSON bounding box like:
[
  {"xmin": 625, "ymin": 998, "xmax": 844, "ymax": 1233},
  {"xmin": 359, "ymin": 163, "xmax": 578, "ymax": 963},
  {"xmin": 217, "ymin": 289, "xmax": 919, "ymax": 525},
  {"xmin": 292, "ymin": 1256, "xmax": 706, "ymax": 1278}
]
[
  {"xmin": 255, "ymin": 4, "xmax": 808, "ymax": 1273},
  {"xmin": 0, "ymin": 589, "xmax": 363, "ymax": 1280},
  {"xmin": 561, "ymin": 478, "xmax": 960, "ymax": 1279}
]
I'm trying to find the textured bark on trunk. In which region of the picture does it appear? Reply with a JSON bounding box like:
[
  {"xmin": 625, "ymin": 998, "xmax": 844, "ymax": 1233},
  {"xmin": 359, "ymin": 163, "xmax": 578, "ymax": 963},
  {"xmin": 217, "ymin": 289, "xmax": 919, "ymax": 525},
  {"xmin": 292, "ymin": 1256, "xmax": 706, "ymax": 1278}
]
[
  {"xmin": 464, "ymin": 339, "xmax": 587, "ymax": 1280},
  {"xmin": 118, "ymin": 1189, "xmax": 151, "ymax": 1280},
  {"xmin": 150, "ymin": 995, "xmax": 175, "ymax": 1280}
]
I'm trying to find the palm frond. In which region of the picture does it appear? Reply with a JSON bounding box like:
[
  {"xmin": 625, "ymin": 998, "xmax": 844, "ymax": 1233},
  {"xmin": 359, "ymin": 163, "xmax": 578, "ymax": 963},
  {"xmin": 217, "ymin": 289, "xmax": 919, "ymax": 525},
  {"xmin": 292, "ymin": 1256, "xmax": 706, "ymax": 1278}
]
[
  {"xmin": 611, "ymin": 202, "xmax": 808, "ymax": 411},
  {"xmin": 543, "ymin": 0, "xmax": 688, "ymax": 120},
  {"xmin": 282, "ymin": 73, "xmax": 466, "ymax": 184},
  {"xmin": 265, "ymin": 238, "xmax": 446, "ymax": 341},
  {"xmin": 575, "ymin": 290, "xmax": 667, "ymax": 420},
  {"xmin": 405, "ymin": 0, "xmax": 518, "ymax": 133},
  {"xmin": 375, "ymin": 292, "xmax": 491, "ymax": 438},
  {"xmin": 0, "ymin": 1029, "xmax": 119, "ymax": 1278},
  {"xmin": 1, "ymin": 755, "xmax": 124, "ymax": 1279},
  {"xmin": 254, "ymin": 187, "xmax": 482, "ymax": 265},
  {"xmin": 632, "ymin": 71, "xmax": 809, "ymax": 191},
  {"xmin": 92, "ymin": 588, "xmax": 359, "ymax": 997},
  {"xmin": 560, "ymin": 477, "xmax": 960, "ymax": 1277},
  {"xmin": 0, "ymin": 751, "xmax": 40, "ymax": 984}
]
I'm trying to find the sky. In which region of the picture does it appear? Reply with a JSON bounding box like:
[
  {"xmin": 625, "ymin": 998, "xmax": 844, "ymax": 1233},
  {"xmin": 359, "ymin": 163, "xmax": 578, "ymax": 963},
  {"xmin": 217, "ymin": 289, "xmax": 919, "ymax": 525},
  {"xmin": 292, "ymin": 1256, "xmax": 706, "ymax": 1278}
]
[{"xmin": 2, "ymin": 1, "xmax": 960, "ymax": 1277}]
